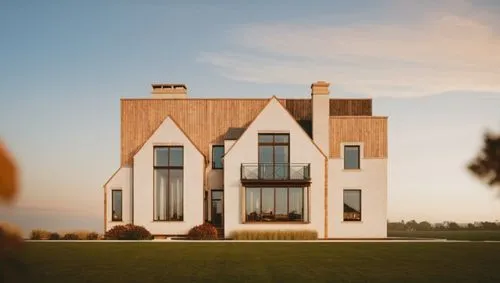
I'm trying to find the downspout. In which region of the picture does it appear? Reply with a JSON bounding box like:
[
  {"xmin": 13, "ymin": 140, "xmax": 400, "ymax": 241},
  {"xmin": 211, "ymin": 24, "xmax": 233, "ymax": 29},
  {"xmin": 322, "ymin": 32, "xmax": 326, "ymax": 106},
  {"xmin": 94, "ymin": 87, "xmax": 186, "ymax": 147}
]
[
  {"xmin": 131, "ymin": 165, "xmax": 134, "ymax": 225},
  {"xmin": 103, "ymin": 186, "xmax": 107, "ymax": 233},
  {"xmin": 324, "ymin": 157, "xmax": 328, "ymax": 239}
]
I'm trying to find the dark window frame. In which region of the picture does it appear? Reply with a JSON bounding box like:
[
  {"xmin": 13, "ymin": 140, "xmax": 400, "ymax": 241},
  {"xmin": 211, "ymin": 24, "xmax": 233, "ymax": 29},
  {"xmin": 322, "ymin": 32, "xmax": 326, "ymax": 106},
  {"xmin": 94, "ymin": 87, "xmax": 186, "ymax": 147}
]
[
  {"xmin": 258, "ymin": 133, "xmax": 290, "ymax": 179},
  {"xmin": 343, "ymin": 189, "xmax": 362, "ymax": 222},
  {"xmin": 245, "ymin": 186, "xmax": 307, "ymax": 223},
  {"xmin": 212, "ymin": 145, "xmax": 224, "ymax": 169},
  {"xmin": 153, "ymin": 146, "xmax": 184, "ymax": 222},
  {"xmin": 344, "ymin": 145, "xmax": 361, "ymax": 169},
  {"xmin": 111, "ymin": 189, "xmax": 123, "ymax": 222}
]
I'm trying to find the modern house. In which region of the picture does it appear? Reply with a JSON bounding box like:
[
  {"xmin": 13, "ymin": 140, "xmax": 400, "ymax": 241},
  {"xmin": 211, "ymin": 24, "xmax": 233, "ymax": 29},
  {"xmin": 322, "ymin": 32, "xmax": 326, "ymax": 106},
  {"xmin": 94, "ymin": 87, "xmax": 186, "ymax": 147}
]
[{"xmin": 103, "ymin": 81, "xmax": 388, "ymax": 239}]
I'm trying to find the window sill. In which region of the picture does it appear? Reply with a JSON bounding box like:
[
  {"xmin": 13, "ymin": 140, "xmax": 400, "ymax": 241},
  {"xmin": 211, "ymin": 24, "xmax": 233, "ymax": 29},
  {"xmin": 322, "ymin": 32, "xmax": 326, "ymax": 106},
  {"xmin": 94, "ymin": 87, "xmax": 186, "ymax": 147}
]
[
  {"xmin": 152, "ymin": 220, "xmax": 185, "ymax": 223},
  {"xmin": 341, "ymin": 221, "xmax": 363, "ymax": 223},
  {"xmin": 110, "ymin": 220, "xmax": 123, "ymax": 222},
  {"xmin": 342, "ymin": 169, "xmax": 362, "ymax": 172}
]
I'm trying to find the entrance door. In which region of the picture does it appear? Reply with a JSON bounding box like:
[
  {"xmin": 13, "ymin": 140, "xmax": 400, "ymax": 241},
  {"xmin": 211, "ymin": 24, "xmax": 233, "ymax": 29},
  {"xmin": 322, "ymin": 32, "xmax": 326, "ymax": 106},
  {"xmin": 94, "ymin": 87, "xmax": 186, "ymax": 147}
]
[{"xmin": 211, "ymin": 190, "xmax": 223, "ymax": 228}]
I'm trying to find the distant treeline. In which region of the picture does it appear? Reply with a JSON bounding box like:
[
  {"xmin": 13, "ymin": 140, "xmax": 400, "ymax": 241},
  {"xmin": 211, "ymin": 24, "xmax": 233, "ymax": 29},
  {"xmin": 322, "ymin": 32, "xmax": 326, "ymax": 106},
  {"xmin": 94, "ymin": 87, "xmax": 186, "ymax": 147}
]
[{"xmin": 388, "ymin": 220, "xmax": 500, "ymax": 231}]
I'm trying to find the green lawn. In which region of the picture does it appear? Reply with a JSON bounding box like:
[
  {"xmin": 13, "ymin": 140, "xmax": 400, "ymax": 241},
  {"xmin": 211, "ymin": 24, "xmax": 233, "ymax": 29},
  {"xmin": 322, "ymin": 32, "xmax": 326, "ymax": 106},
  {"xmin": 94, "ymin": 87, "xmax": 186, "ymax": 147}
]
[
  {"xmin": 9, "ymin": 242, "xmax": 500, "ymax": 283},
  {"xmin": 388, "ymin": 230, "xmax": 500, "ymax": 241}
]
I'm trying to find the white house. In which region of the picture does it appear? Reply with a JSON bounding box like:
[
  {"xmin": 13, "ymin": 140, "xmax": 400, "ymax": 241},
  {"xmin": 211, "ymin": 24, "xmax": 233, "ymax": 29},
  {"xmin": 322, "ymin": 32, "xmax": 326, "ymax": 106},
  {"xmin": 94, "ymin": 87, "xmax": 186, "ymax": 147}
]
[{"xmin": 103, "ymin": 81, "xmax": 388, "ymax": 239}]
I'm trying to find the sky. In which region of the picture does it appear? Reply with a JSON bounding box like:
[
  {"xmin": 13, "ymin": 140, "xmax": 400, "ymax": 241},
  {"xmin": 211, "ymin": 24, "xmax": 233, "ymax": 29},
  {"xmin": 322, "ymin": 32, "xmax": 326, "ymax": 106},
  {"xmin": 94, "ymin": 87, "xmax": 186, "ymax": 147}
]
[{"xmin": 1, "ymin": 0, "xmax": 500, "ymax": 235}]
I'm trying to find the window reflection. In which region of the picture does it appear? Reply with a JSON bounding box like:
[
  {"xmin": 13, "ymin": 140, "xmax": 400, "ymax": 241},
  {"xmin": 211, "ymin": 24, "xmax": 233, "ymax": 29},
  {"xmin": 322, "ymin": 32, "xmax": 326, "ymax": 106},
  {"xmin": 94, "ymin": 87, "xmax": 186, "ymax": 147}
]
[{"xmin": 245, "ymin": 187, "xmax": 307, "ymax": 222}]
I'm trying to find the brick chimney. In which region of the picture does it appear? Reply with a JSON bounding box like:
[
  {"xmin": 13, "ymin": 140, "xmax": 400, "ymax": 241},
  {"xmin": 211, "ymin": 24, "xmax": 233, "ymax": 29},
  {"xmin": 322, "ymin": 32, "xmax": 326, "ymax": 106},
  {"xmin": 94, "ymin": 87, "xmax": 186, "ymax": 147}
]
[
  {"xmin": 151, "ymin": 83, "xmax": 187, "ymax": 99},
  {"xmin": 311, "ymin": 81, "xmax": 330, "ymax": 156}
]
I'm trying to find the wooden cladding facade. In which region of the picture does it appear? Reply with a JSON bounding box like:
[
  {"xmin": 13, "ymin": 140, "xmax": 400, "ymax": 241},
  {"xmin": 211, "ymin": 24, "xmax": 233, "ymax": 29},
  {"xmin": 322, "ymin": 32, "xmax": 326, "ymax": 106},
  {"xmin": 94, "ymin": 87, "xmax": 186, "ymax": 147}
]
[
  {"xmin": 121, "ymin": 99, "xmax": 311, "ymax": 166},
  {"xmin": 121, "ymin": 98, "xmax": 376, "ymax": 165},
  {"xmin": 329, "ymin": 116, "xmax": 388, "ymax": 158},
  {"xmin": 329, "ymin": 99, "xmax": 372, "ymax": 116}
]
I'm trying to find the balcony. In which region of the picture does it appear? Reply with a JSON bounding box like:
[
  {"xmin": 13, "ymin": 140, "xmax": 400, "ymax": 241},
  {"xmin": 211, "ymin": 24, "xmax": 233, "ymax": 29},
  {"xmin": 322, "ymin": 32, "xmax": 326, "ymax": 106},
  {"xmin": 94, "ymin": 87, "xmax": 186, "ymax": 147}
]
[{"xmin": 241, "ymin": 163, "xmax": 311, "ymax": 186}]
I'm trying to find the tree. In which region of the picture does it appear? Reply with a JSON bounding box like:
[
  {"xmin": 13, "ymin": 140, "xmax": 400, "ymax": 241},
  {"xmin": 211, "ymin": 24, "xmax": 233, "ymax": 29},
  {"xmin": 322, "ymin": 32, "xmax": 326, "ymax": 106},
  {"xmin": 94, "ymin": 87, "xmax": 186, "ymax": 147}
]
[
  {"xmin": 447, "ymin": 222, "xmax": 460, "ymax": 231},
  {"xmin": 468, "ymin": 131, "xmax": 500, "ymax": 189},
  {"xmin": 405, "ymin": 220, "xmax": 418, "ymax": 231},
  {"xmin": 0, "ymin": 141, "xmax": 23, "ymax": 282},
  {"xmin": 387, "ymin": 221, "xmax": 405, "ymax": 231},
  {"xmin": 417, "ymin": 221, "xmax": 432, "ymax": 231}
]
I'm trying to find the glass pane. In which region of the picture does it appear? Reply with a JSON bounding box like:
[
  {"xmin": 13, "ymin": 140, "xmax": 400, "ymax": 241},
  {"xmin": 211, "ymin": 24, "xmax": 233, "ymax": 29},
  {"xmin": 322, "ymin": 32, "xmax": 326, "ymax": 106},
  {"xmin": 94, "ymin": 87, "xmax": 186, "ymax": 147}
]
[
  {"xmin": 258, "ymin": 134, "xmax": 273, "ymax": 143},
  {"xmin": 261, "ymin": 188, "xmax": 275, "ymax": 221},
  {"xmin": 274, "ymin": 146, "xmax": 288, "ymax": 163},
  {"xmin": 274, "ymin": 134, "xmax": 289, "ymax": 143},
  {"xmin": 112, "ymin": 191, "xmax": 122, "ymax": 221},
  {"xmin": 154, "ymin": 147, "xmax": 169, "ymax": 167},
  {"xmin": 344, "ymin": 146, "xmax": 360, "ymax": 169},
  {"xmin": 169, "ymin": 169, "xmax": 183, "ymax": 221},
  {"xmin": 289, "ymin": 187, "xmax": 304, "ymax": 221},
  {"xmin": 169, "ymin": 147, "xmax": 183, "ymax": 167},
  {"xmin": 274, "ymin": 146, "xmax": 289, "ymax": 179},
  {"xmin": 259, "ymin": 146, "xmax": 274, "ymax": 179},
  {"xmin": 211, "ymin": 198, "xmax": 223, "ymax": 226},
  {"xmin": 275, "ymin": 188, "xmax": 288, "ymax": 221},
  {"xmin": 246, "ymin": 188, "xmax": 261, "ymax": 221},
  {"xmin": 303, "ymin": 187, "xmax": 309, "ymax": 222},
  {"xmin": 344, "ymin": 190, "xmax": 361, "ymax": 221},
  {"xmin": 212, "ymin": 146, "xmax": 224, "ymax": 169},
  {"xmin": 154, "ymin": 169, "xmax": 168, "ymax": 221},
  {"xmin": 211, "ymin": 191, "xmax": 223, "ymax": 200},
  {"xmin": 259, "ymin": 145, "xmax": 273, "ymax": 163}
]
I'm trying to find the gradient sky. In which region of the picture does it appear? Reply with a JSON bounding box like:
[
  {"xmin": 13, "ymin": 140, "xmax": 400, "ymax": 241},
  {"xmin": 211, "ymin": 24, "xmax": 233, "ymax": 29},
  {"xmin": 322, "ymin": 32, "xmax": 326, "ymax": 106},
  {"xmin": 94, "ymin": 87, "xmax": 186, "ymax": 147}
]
[{"xmin": 1, "ymin": 0, "xmax": 500, "ymax": 235}]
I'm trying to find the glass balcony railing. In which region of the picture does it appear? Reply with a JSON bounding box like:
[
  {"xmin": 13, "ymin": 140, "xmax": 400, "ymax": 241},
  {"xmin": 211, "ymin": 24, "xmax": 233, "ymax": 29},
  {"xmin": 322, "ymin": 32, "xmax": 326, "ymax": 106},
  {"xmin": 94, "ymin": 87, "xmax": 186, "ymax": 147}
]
[{"xmin": 240, "ymin": 163, "xmax": 311, "ymax": 181}]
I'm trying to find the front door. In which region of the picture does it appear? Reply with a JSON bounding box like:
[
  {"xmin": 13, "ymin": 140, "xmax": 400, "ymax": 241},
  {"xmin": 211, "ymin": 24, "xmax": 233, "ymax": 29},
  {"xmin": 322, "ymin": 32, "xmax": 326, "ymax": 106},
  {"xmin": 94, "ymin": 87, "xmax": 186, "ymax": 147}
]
[{"xmin": 211, "ymin": 190, "xmax": 223, "ymax": 228}]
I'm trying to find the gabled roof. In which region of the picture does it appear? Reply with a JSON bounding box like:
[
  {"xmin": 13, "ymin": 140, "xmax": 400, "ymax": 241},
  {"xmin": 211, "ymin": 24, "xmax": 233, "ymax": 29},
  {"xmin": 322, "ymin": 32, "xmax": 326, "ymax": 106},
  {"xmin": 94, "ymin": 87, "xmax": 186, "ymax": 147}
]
[
  {"xmin": 131, "ymin": 115, "xmax": 205, "ymax": 160},
  {"xmin": 224, "ymin": 97, "xmax": 327, "ymax": 159},
  {"xmin": 121, "ymin": 98, "xmax": 371, "ymax": 165},
  {"xmin": 103, "ymin": 166, "xmax": 130, "ymax": 188}
]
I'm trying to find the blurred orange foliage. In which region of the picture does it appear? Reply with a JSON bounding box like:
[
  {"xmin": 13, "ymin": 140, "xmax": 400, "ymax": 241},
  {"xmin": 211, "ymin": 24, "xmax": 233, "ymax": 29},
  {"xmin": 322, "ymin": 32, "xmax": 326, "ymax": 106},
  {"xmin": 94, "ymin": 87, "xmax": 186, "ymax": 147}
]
[{"xmin": 0, "ymin": 141, "xmax": 18, "ymax": 202}]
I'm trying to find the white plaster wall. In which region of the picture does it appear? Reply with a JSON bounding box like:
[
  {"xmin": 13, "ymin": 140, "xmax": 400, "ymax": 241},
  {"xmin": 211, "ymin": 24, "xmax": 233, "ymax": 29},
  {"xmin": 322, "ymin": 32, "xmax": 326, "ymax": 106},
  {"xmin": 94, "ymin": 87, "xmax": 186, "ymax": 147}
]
[
  {"xmin": 133, "ymin": 117, "xmax": 204, "ymax": 235},
  {"xmin": 224, "ymin": 99, "xmax": 326, "ymax": 238},
  {"xmin": 328, "ymin": 158, "xmax": 387, "ymax": 238},
  {"xmin": 224, "ymin": 140, "xmax": 235, "ymax": 153},
  {"xmin": 105, "ymin": 167, "xmax": 132, "ymax": 231}
]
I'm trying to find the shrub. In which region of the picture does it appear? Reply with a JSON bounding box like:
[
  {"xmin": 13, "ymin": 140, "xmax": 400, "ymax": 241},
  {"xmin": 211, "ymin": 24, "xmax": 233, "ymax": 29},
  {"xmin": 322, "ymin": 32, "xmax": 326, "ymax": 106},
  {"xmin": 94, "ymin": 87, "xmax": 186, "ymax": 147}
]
[
  {"xmin": 49, "ymin": 232, "xmax": 60, "ymax": 240},
  {"xmin": 230, "ymin": 230, "xmax": 318, "ymax": 240},
  {"xmin": 86, "ymin": 232, "xmax": 99, "ymax": 240},
  {"xmin": 0, "ymin": 222, "xmax": 24, "ymax": 248},
  {"xmin": 62, "ymin": 233, "xmax": 79, "ymax": 240},
  {"xmin": 29, "ymin": 229, "xmax": 51, "ymax": 240},
  {"xmin": 105, "ymin": 224, "xmax": 152, "ymax": 240},
  {"xmin": 188, "ymin": 223, "xmax": 218, "ymax": 240},
  {"xmin": 71, "ymin": 230, "xmax": 92, "ymax": 240},
  {"xmin": 0, "ymin": 223, "xmax": 24, "ymax": 282}
]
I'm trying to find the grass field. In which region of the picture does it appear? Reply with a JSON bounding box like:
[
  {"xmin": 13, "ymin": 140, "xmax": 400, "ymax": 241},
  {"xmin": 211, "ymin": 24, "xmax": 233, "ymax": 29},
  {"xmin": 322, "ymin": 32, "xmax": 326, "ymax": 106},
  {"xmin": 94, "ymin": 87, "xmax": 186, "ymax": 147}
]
[
  {"xmin": 8, "ymin": 242, "xmax": 500, "ymax": 283},
  {"xmin": 388, "ymin": 230, "xmax": 500, "ymax": 241}
]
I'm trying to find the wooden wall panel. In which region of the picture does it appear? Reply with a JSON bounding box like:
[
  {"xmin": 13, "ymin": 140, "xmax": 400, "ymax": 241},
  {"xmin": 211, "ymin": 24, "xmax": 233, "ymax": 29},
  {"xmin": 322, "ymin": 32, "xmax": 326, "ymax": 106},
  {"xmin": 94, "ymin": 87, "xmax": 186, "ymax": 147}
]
[
  {"xmin": 121, "ymin": 99, "xmax": 275, "ymax": 165},
  {"xmin": 329, "ymin": 116, "xmax": 388, "ymax": 158},
  {"xmin": 121, "ymin": 98, "xmax": 379, "ymax": 165},
  {"xmin": 329, "ymin": 99, "xmax": 372, "ymax": 116}
]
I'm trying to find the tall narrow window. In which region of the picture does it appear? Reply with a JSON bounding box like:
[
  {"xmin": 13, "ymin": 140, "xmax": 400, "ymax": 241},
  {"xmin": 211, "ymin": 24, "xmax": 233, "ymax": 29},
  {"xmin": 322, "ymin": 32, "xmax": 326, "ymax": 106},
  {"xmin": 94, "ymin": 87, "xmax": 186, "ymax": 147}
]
[
  {"xmin": 343, "ymin": 189, "xmax": 361, "ymax": 221},
  {"xmin": 212, "ymin": 145, "xmax": 224, "ymax": 169},
  {"xmin": 258, "ymin": 134, "xmax": 289, "ymax": 179},
  {"xmin": 111, "ymin": 190, "xmax": 122, "ymax": 221},
  {"xmin": 154, "ymin": 146, "xmax": 184, "ymax": 221},
  {"xmin": 344, "ymin": 145, "xmax": 360, "ymax": 169}
]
